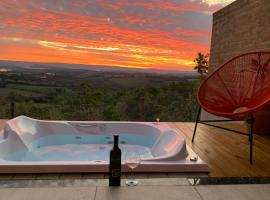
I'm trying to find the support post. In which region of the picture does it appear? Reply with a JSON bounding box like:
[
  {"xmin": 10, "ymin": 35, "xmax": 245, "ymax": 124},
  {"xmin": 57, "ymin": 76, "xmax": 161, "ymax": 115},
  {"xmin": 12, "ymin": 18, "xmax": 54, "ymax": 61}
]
[
  {"xmin": 192, "ymin": 106, "xmax": 201, "ymax": 142},
  {"xmin": 248, "ymin": 113, "xmax": 254, "ymax": 164}
]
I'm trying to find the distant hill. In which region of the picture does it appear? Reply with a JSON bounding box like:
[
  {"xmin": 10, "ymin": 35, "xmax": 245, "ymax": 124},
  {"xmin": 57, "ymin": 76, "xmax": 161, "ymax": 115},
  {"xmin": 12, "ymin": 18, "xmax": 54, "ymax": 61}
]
[{"xmin": 0, "ymin": 60, "xmax": 197, "ymax": 77}]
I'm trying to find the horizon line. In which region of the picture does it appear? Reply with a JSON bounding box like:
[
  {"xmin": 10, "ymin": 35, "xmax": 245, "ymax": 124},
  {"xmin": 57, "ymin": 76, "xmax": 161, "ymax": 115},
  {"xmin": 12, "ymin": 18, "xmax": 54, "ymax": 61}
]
[{"xmin": 0, "ymin": 59, "xmax": 197, "ymax": 73}]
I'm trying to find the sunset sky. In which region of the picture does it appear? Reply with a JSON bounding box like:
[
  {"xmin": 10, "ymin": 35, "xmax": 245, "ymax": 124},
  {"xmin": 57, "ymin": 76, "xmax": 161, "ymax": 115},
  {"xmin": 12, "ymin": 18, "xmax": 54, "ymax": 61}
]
[{"xmin": 0, "ymin": 0, "xmax": 235, "ymax": 71}]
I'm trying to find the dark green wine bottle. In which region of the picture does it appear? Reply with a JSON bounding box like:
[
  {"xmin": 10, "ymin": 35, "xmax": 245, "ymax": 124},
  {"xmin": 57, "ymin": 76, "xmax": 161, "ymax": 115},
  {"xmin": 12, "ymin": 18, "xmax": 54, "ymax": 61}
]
[{"xmin": 109, "ymin": 134, "xmax": 121, "ymax": 186}]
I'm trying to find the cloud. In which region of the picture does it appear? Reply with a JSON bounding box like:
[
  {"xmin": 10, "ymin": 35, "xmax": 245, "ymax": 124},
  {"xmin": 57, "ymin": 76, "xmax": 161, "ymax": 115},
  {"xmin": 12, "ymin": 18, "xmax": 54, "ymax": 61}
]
[
  {"xmin": 200, "ymin": 0, "xmax": 236, "ymax": 6},
  {"xmin": 0, "ymin": 0, "xmax": 230, "ymax": 71}
]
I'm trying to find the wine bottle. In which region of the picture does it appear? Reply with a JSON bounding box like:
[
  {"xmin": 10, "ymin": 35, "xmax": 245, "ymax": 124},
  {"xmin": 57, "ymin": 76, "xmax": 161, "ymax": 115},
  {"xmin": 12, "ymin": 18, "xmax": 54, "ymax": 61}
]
[{"xmin": 109, "ymin": 134, "xmax": 122, "ymax": 186}]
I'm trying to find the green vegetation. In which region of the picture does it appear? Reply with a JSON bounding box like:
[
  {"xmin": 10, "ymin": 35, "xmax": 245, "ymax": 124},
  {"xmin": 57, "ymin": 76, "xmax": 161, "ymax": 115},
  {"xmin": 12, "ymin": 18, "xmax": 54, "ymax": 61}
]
[
  {"xmin": 194, "ymin": 52, "xmax": 209, "ymax": 78},
  {"xmin": 0, "ymin": 66, "xmax": 199, "ymax": 122}
]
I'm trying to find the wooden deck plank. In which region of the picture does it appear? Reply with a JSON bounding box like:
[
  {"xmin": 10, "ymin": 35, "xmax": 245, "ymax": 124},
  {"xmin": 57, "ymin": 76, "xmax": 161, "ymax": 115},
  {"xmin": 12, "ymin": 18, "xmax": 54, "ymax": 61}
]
[
  {"xmin": 169, "ymin": 122, "xmax": 270, "ymax": 177},
  {"xmin": 186, "ymin": 122, "xmax": 270, "ymax": 177},
  {"xmin": 171, "ymin": 123, "xmax": 250, "ymax": 177}
]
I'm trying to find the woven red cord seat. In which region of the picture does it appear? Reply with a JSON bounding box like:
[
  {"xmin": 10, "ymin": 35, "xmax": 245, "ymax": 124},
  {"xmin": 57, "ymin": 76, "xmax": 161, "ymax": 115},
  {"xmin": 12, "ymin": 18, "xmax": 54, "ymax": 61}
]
[
  {"xmin": 193, "ymin": 52, "xmax": 270, "ymax": 164},
  {"xmin": 198, "ymin": 52, "xmax": 270, "ymax": 120}
]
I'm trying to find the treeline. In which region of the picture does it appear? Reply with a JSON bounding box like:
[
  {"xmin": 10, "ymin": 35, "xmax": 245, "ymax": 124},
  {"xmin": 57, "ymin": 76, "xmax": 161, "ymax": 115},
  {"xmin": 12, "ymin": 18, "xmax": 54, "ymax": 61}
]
[{"xmin": 0, "ymin": 80, "xmax": 200, "ymax": 122}]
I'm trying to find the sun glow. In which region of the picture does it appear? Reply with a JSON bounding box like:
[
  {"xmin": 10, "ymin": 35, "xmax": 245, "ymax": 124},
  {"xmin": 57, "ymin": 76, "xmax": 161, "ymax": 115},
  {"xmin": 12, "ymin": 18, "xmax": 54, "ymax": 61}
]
[{"xmin": 0, "ymin": 0, "xmax": 228, "ymax": 71}]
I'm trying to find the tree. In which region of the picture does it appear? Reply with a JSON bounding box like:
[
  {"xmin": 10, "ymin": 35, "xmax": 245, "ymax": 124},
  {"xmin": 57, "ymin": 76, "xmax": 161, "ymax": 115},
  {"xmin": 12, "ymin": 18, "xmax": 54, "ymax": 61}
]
[{"xmin": 194, "ymin": 52, "xmax": 209, "ymax": 78}]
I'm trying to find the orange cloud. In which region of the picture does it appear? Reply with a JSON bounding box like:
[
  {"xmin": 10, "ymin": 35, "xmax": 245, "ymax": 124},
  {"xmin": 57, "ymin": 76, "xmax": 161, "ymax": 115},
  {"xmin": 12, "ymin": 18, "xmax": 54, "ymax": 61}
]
[{"xmin": 0, "ymin": 0, "xmax": 217, "ymax": 71}]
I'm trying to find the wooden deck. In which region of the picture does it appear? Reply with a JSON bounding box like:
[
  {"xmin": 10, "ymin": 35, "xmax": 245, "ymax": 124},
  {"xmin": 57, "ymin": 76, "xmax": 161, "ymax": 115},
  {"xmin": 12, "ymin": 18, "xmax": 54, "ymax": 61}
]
[
  {"xmin": 169, "ymin": 122, "xmax": 270, "ymax": 177},
  {"xmin": 0, "ymin": 120, "xmax": 269, "ymax": 177}
]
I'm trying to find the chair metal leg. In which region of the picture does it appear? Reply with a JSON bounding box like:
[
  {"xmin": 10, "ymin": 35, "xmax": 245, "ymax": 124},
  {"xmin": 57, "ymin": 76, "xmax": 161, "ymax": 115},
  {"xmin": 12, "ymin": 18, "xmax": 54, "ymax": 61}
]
[
  {"xmin": 191, "ymin": 106, "xmax": 254, "ymax": 164},
  {"xmin": 192, "ymin": 106, "xmax": 201, "ymax": 143},
  {"xmin": 248, "ymin": 113, "xmax": 254, "ymax": 164},
  {"xmin": 248, "ymin": 118, "xmax": 251, "ymax": 142}
]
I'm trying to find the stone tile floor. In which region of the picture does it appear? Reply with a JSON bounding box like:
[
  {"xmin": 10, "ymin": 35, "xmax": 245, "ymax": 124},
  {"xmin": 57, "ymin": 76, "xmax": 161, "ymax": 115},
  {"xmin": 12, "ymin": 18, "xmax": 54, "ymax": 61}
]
[
  {"xmin": 0, "ymin": 174, "xmax": 268, "ymax": 200},
  {"xmin": 0, "ymin": 172, "xmax": 209, "ymax": 181},
  {"xmin": 0, "ymin": 180, "xmax": 268, "ymax": 200}
]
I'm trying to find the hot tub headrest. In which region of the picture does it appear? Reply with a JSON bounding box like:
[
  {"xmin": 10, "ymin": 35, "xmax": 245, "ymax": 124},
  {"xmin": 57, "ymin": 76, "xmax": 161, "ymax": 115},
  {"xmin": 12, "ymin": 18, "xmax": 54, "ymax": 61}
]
[{"xmin": 151, "ymin": 131, "xmax": 185, "ymax": 158}]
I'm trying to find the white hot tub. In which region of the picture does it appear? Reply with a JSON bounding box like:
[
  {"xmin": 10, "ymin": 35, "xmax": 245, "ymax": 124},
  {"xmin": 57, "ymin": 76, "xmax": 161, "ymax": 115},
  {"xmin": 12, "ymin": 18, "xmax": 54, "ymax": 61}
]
[{"xmin": 0, "ymin": 116, "xmax": 209, "ymax": 173}]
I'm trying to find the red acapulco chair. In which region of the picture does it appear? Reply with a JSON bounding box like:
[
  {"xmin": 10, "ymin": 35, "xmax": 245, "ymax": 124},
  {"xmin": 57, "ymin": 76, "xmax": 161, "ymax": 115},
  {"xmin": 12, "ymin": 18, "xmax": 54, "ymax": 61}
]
[{"xmin": 192, "ymin": 52, "xmax": 270, "ymax": 164}]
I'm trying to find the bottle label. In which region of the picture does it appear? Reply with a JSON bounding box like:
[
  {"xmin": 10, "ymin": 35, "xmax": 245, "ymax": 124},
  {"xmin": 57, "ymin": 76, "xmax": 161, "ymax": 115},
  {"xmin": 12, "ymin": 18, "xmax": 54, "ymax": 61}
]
[{"xmin": 112, "ymin": 169, "xmax": 121, "ymax": 177}]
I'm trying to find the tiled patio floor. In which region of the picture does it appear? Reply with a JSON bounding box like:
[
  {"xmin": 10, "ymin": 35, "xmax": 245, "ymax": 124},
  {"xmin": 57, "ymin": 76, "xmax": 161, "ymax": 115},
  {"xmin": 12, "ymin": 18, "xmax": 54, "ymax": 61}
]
[
  {"xmin": 0, "ymin": 172, "xmax": 209, "ymax": 181},
  {"xmin": 0, "ymin": 178, "xmax": 268, "ymax": 200}
]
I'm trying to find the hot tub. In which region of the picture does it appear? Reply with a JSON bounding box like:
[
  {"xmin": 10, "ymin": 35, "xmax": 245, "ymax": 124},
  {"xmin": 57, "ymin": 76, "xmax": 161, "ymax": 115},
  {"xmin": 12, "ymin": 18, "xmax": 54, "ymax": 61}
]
[{"xmin": 0, "ymin": 116, "xmax": 208, "ymax": 173}]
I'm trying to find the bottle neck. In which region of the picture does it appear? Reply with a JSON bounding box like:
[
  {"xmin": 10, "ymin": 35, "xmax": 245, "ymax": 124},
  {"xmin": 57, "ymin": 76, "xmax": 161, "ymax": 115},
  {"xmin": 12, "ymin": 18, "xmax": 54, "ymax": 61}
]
[{"xmin": 113, "ymin": 135, "xmax": 119, "ymax": 149}]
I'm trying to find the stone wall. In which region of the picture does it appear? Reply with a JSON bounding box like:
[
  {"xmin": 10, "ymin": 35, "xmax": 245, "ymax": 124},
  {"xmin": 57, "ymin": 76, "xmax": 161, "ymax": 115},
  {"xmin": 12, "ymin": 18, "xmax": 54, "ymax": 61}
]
[{"xmin": 209, "ymin": 0, "xmax": 270, "ymax": 71}]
